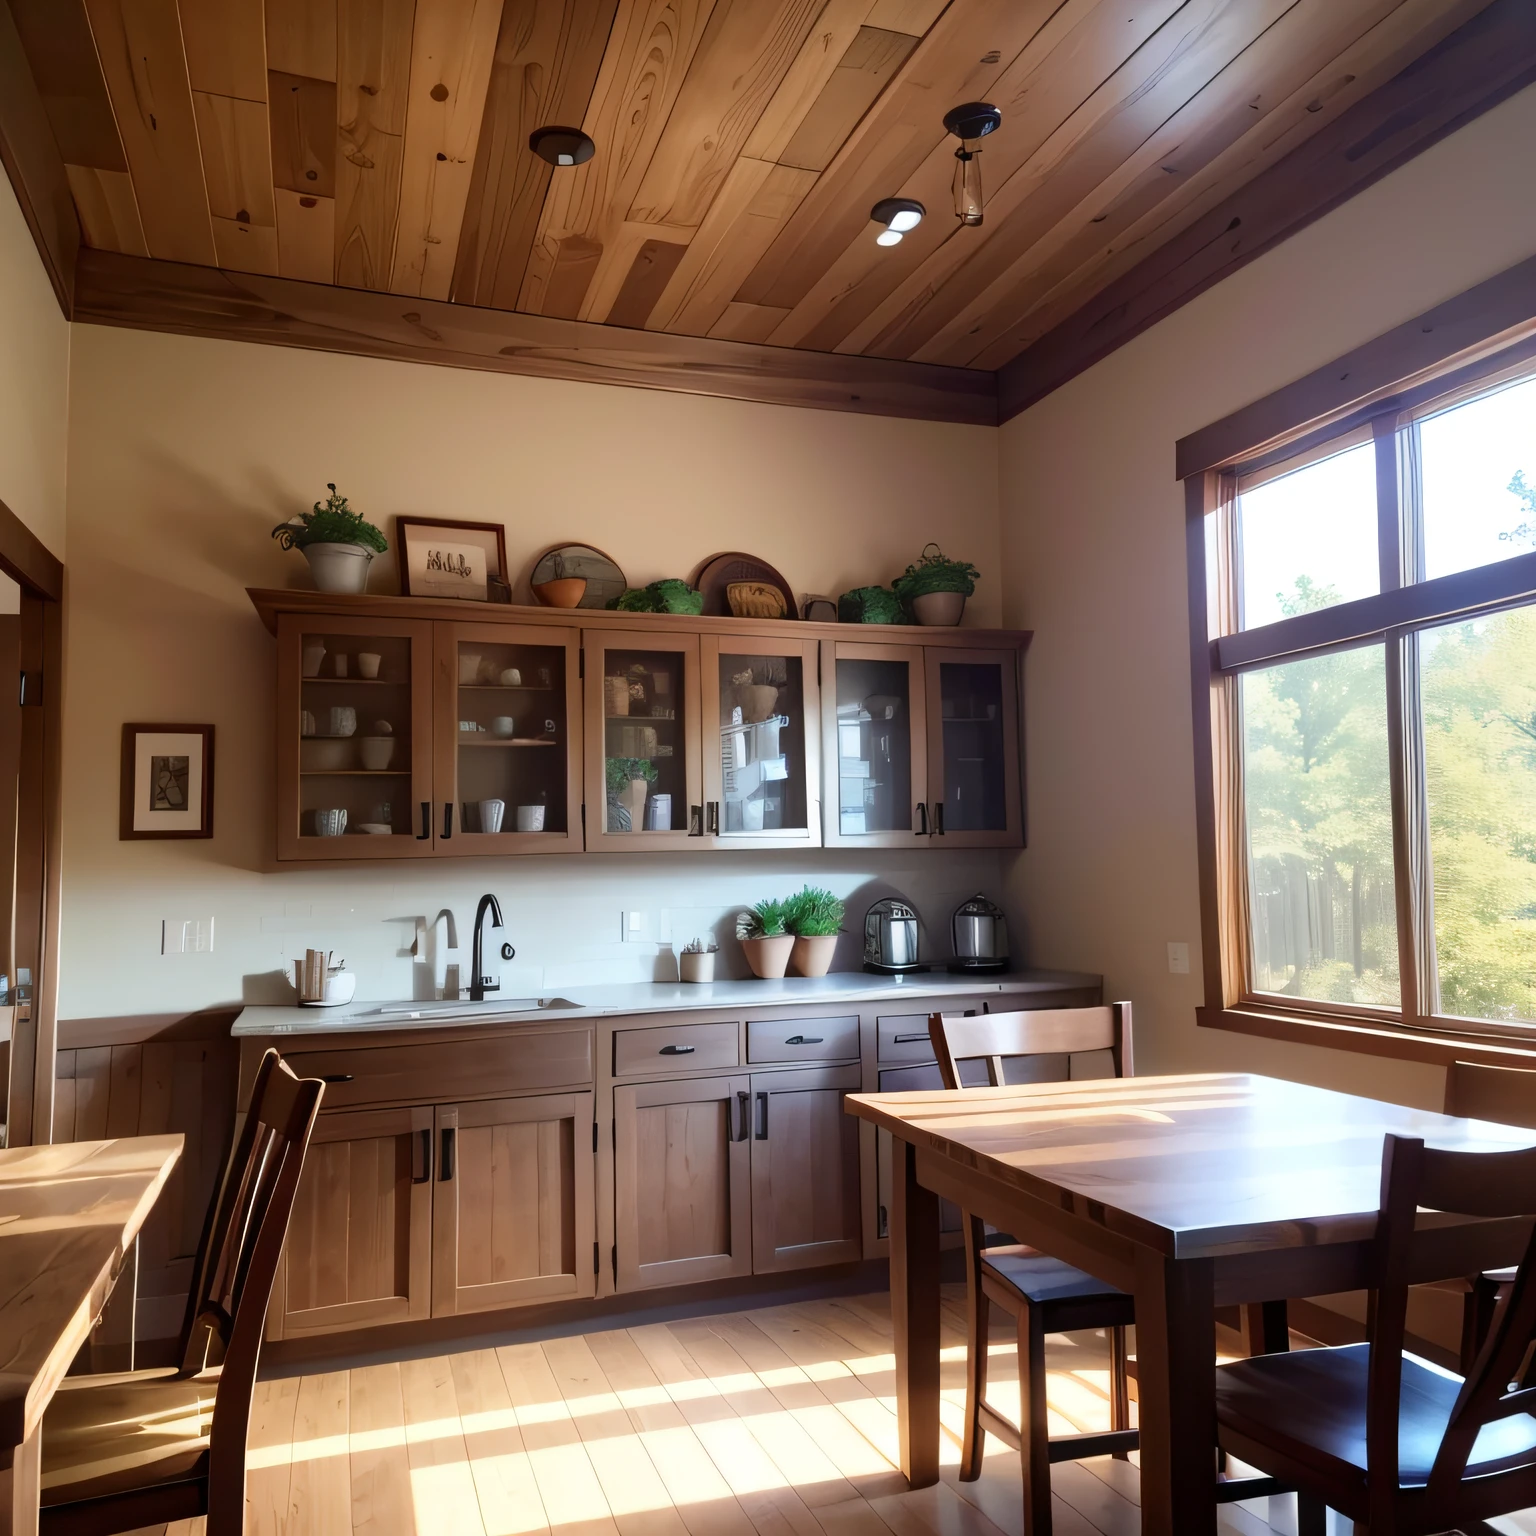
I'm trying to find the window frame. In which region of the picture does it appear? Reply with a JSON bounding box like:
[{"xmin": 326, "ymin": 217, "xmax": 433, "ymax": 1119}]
[{"xmin": 1183, "ymin": 257, "xmax": 1536, "ymax": 1067}]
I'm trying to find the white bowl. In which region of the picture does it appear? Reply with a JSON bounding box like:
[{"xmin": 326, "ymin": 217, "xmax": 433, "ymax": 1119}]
[
  {"xmin": 301, "ymin": 737, "xmax": 355, "ymax": 772},
  {"xmin": 356, "ymin": 822, "xmax": 392, "ymax": 835}
]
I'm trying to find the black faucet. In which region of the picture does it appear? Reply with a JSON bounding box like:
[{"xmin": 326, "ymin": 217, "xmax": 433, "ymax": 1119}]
[{"xmin": 470, "ymin": 893, "xmax": 504, "ymax": 1002}]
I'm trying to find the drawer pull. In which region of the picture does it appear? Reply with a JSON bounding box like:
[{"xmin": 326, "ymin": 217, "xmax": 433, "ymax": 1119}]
[
  {"xmin": 412, "ymin": 1128, "xmax": 431, "ymax": 1184},
  {"xmin": 737, "ymin": 1090, "xmax": 750, "ymax": 1142},
  {"xmin": 658, "ymin": 1044, "xmax": 695, "ymax": 1055},
  {"xmin": 755, "ymin": 1091, "xmax": 768, "ymax": 1140},
  {"xmin": 894, "ymin": 1033, "xmax": 929, "ymax": 1044},
  {"xmin": 320, "ymin": 1073, "xmax": 354, "ymax": 1084},
  {"xmin": 784, "ymin": 1035, "xmax": 823, "ymax": 1046}
]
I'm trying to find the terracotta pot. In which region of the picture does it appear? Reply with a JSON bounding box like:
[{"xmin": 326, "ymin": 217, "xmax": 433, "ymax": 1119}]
[
  {"xmin": 912, "ymin": 590, "xmax": 966, "ymax": 626},
  {"xmin": 740, "ymin": 934, "xmax": 794, "ymax": 979},
  {"xmin": 533, "ymin": 576, "xmax": 587, "ymax": 608},
  {"xmin": 302, "ymin": 542, "xmax": 373, "ymax": 594},
  {"xmin": 789, "ymin": 934, "xmax": 838, "ymax": 977},
  {"xmin": 738, "ymin": 683, "xmax": 780, "ymax": 723},
  {"xmin": 618, "ymin": 777, "xmax": 650, "ymax": 829}
]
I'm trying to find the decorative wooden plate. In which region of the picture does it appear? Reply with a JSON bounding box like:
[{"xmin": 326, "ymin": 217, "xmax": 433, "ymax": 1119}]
[
  {"xmin": 530, "ymin": 544, "xmax": 627, "ymax": 609},
  {"xmin": 692, "ymin": 552, "xmax": 798, "ymax": 620}
]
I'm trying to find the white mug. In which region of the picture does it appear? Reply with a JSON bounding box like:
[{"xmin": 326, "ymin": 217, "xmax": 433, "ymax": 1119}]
[
  {"xmin": 490, "ymin": 716, "xmax": 515, "ymax": 738},
  {"xmin": 479, "ymin": 799, "xmax": 505, "ymax": 834},
  {"xmin": 500, "ymin": 668, "xmax": 521, "ymax": 686},
  {"xmin": 516, "ymin": 804, "xmax": 545, "ymax": 832},
  {"xmin": 301, "ymin": 643, "xmax": 326, "ymax": 677},
  {"xmin": 357, "ymin": 652, "xmax": 382, "ymax": 679},
  {"xmin": 329, "ymin": 706, "xmax": 357, "ymax": 737}
]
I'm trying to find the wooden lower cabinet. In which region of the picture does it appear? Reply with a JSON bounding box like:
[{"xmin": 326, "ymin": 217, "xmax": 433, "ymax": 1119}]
[
  {"xmin": 432, "ymin": 1092, "xmax": 596, "ymax": 1316},
  {"xmin": 614, "ymin": 1074, "xmax": 751, "ymax": 1290},
  {"xmin": 272, "ymin": 1105, "xmax": 433, "ymax": 1338},
  {"xmin": 750, "ymin": 1066, "xmax": 861, "ymax": 1272}
]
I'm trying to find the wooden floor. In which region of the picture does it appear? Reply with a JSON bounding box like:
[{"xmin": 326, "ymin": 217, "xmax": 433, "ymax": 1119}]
[{"xmin": 129, "ymin": 1286, "xmax": 1536, "ymax": 1536}]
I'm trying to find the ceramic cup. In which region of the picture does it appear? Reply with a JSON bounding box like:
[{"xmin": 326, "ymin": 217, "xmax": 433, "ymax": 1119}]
[
  {"xmin": 357, "ymin": 652, "xmax": 382, "ymax": 679},
  {"xmin": 301, "ymin": 643, "xmax": 326, "ymax": 677},
  {"xmin": 459, "ymin": 652, "xmax": 482, "ymax": 685},
  {"xmin": 314, "ymin": 808, "xmax": 347, "ymax": 837},
  {"xmin": 645, "ymin": 793, "xmax": 672, "ymax": 831},
  {"xmin": 500, "ymin": 668, "xmax": 521, "ymax": 686},
  {"xmin": 359, "ymin": 736, "xmax": 395, "ymax": 771},
  {"xmin": 329, "ymin": 706, "xmax": 357, "ymax": 737},
  {"xmin": 333, "ymin": 654, "xmax": 349, "ymax": 678},
  {"xmin": 490, "ymin": 716, "xmax": 515, "ymax": 738},
  {"xmin": 516, "ymin": 804, "xmax": 545, "ymax": 832},
  {"xmin": 478, "ymin": 799, "xmax": 505, "ymax": 834},
  {"xmin": 300, "ymin": 709, "xmax": 316, "ymax": 737}
]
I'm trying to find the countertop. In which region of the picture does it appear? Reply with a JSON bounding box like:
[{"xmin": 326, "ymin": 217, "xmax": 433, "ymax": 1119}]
[{"xmin": 231, "ymin": 968, "xmax": 1101, "ymax": 1037}]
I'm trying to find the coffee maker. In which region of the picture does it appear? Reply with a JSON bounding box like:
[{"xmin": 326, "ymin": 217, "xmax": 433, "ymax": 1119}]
[
  {"xmin": 863, "ymin": 897, "xmax": 929, "ymax": 975},
  {"xmin": 947, "ymin": 893, "xmax": 1008, "ymax": 974}
]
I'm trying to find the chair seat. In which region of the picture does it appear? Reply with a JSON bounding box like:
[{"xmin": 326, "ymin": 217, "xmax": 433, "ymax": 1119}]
[
  {"xmin": 1216, "ymin": 1343, "xmax": 1536, "ymax": 1488},
  {"xmin": 982, "ymin": 1245, "xmax": 1133, "ymax": 1314},
  {"xmin": 41, "ymin": 1367, "xmax": 216, "ymax": 1506}
]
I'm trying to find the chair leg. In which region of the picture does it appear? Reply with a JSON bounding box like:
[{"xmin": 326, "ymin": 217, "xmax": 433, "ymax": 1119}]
[
  {"xmin": 960, "ymin": 1255, "xmax": 990, "ymax": 1481},
  {"xmin": 1296, "ymin": 1493, "xmax": 1327, "ymax": 1536},
  {"xmin": 1019, "ymin": 1306, "xmax": 1053, "ymax": 1536},
  {"xmin": 1108, "ymin": 1325, "xmax": 1130, "ymax": 1461}
]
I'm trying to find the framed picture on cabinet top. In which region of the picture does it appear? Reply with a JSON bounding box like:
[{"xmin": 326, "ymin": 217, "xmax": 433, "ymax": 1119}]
[
  {"xmin": 396, "ymin": 517, "xmax": 509, "ymax": 602},
  {"xmin": 120, "ymin": 723, "xmax": 214, "ymax": 839}
]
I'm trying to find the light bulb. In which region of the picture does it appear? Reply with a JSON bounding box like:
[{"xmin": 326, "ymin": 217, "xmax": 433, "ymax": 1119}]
[
  {"xmin": 876, "ymin": 228, "xmax": 903, "ymax": 246},
  {"xmin": 953, "ymin": 149, "xmax": 983, "ymax": 226},
  {"xmin": 889, "ymin": 207, "xmax": 922, "ymax": 233}
]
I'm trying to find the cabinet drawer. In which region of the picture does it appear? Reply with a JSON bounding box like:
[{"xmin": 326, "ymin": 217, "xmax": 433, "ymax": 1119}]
[
  {"xmin": 877, "ymin": 1014, "xmax": 940, "ymax": 1063},
  {"xmin": 614, "ymin": 1021, "xmax": 738, "ymax": 1075},
  {"xmin": 747, "ymin": 1016, "xmax": 859, "ymax": 1063},
  {"xmin": 282, "ymin": 1028, "xmax": 594, "ymax": 1108}
]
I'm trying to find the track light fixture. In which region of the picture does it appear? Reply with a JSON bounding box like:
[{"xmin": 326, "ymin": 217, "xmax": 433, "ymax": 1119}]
[
  {"xmin": 870, "ymin": 197, "xmax": 926, "ymax": 247},
  {"xmin": 942, "ymin": 102, "xmax": 1001, "ymax": 225}
]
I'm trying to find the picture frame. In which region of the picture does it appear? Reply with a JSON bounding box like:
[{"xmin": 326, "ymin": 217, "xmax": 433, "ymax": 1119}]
[
  {"xmin": 120, "ymin": 724, "xmax": 215, "ymax": 840},
  {"xmin": 396, "ymin": 516, "xmax": 509, "ymax": 602}
]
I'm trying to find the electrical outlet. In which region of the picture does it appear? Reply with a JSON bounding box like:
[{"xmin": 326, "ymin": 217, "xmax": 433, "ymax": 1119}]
[
  {"xmin": 192, "ymin": 917, "xmax": 214, "ymax": 953},
  {"xmin": 622, "ymin": 911, "xmax": 651, "ymax": 944},
  {"xmin": 161, "ymin": 920, "xmax": 188, "ymax": 955},
  {"xmin": 1167, "ymin": 941, "xmax": 1190, "ymax": 975},
  {"xmin": 162, "ymin": 917, "xmax": 215, "ymax": 955}
]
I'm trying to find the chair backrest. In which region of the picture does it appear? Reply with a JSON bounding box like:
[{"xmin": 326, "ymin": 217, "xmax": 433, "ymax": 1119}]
[
  {"xmin": 1444, "ymin": 1060, "xmax": 1536, "ymax": 1128},
  {"xmin": 1367, "ymin": 1133, "xmax": 1536, "ymax": 1527},
  {"xmin": 927, "ymin": 1004, "xmax": 1132, "ymax": 1091}
]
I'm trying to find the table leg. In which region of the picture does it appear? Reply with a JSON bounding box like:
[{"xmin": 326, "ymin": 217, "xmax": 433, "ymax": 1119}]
[
  {"xmin": 0, "ymin": 1424, "xmax": 41, "ymax": 1536},
  {"xmin": 890, "ymin": 1136, "xmax": 941, "ymax": 1488},
  {"xmin": 1135, "ymin": 1249, "xmax": 1216, "ymax": 1536}
]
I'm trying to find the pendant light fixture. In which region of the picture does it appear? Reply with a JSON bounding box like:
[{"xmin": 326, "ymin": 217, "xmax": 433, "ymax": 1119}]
[
  {"xmin": 870, "ymin": 197, "xmax": 925, "ymax": 247},
  {"xmin": 529, "ymin": 126, "xmax": 596, "ymax": 167},
  {"xmin": 942, "ymin": 102, "xmax": 1001, "ymax": 226}
]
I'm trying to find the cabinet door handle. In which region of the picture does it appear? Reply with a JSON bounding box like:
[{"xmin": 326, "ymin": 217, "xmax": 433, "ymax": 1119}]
[
  {"xmin": 659, "ymin": 1044, "xmax": 695, "ymax": 1055},
  {"xmin": 916, "ymin": 802, "xmax": 929, "ymax": 836},
  {"xmin": 418, "ymin": 801, "xmax": 430, "ymax": 840},
  {"xmin": 784, "ymin": 1035, "xmax": 823, "ymax": 1045},
  {"xmin": 755, "ymin": 1091, "xmax": 768, "ymax": 1140},
  {"xmin": 736, "ymin": 1090, "xmax": 750, "ymax": 1141},
  {"xmin": 412, "ymin": 1128, "xmax": 431, "ymax": 1184},
  {"xmin": 934, "ymin": 801, "xmax": 945, "ymax": 836},
  {"xmin": 440, "ymin": 1127, "xmax": 455, "ymax": 1181},
  {"xmin": 707, "ymin": 801, "xmax": 720, "ymax": 835},
  {"xmin": 894, "ymin": 1032, "xmax": 929, "ymax": 1043},
  {"xmin": 688, "ymin": 805, "xmax": 703, "ymax": 836},
  {"xmin": 442, "ymin": 802, "xmax": 454, "ymax": 839},
  {"xmin": 319, "ymin": 1073, "xmax": 354, "ymax": 1084}
]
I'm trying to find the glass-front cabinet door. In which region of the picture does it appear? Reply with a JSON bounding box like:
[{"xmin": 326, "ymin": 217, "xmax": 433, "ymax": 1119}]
[
  {"xmin": 820, "ymin": 642, "xmax": 930, "ymax": 848},
  {"xmin": 701, "ymin": 636, "xmax": 821, "ymax": 849},
  {"xmin": 583, "ymin": 631, "xmax": 702, "ymax": 851},
  {"xmin": 276, "ymin": 614, "xmax": 434, "ymax": 860},
  {"xmin": 925, "ymin": 648, "xmax": 1023, "ymax": 847},
  {"xmin": 433, "ymin": 624, "xmax": 583, "ymax": 855}
]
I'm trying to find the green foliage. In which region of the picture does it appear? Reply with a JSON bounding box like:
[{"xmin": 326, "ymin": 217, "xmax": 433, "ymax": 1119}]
[
  {"xmin": 784, "ymin": 885, "xmax": 844, "ymax": 937},
  {"xmin": 605, "ymin": 757, "xmax": 658, "ymax": 792},
  {"xmin": 606, "ymin": 580, "xmax": 704, "ymax": 615},
  {"xmin": 893, "ymin": 543, "xmax": 980, "ymax": 600},
  {"xmin": 272, "ymin": 484, "xmax": 388, "ymax": 553},
  {"xmin": 744, "ymin": 898, "xmax": 792, "ymax": 939},
  {"xmin": 839, "ymin": 586, "xmax": 906, "ymax": 624},
  {"xmin": 1499, "ymin": 470, "xmax": 1536, "ymax": 549}
]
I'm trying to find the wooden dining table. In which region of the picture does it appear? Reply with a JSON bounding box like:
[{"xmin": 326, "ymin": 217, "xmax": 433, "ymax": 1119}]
[
  {"xmin": 0, "ymin": 1134, "xmax": 183, "ymax": 1536},
  {"xmin": 846, "ymin": 1071, "xmax": 1536, "ymax": 1535}
]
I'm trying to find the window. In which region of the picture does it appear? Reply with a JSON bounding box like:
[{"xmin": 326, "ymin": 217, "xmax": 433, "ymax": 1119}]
[{"xmin": 1193, "ymin": 342, "xmax": 1536, "ymax": 1043}]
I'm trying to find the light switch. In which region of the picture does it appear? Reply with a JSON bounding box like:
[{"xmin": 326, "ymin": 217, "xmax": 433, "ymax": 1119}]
[
  {"xmin": 161, "ymin": 920, "xmax": 188, "ymax": 955},
  {"xmin": 623, "ymin": 911, "xmax": 651, "ymax": 943},
  {"xmin": 1167, "ymin": 941, "xmax": 1190, "ymax": 975}
]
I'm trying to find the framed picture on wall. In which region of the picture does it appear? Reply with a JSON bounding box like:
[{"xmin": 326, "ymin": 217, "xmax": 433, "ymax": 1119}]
[
  {"xmin": 396, "ymin": 517, "xmax": 509, "ymax": 602},
  {"xmin": 120, "ymin": 724, "xmax": 215, "ymax": 840}
]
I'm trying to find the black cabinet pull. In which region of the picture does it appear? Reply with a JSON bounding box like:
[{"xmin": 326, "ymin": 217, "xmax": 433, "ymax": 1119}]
[
  {"xmin": 755, "ymin": 1091, "xmax": 768, "ymax": 1140},
  {"xmin": 440, "ymin": 1126, "xmax": 455, "ymax": 1181},
  {"xmin": 688, "ymin": 805, "xmax": 703, "ymax": 836},
  {"xmin": 319, "ymin": 1073, "xmax": 354, "ymax": 1084},
  {"xmin": 418, "ymin": 801, "xmax": 430, "ymax": 840},
  {"xmin": 916, "ymin": 802, "xmax": 929, "ymax": 836},
  {"xmin": 707, "ymin": 801, "xmax": 720, "ymax": 835},
  {"xmin": 894, "ymin": 1032, "xmax": 929, "ymax": 1043},
  {"xmin": 659, "ymin": 1044, "xmax": 695, "ymax": 1055},
  {"xmin": 442, "ymin": 802, "xmax": 454, "ymax": 839},
  {"xmin": 934, "ymin": 801, "xmax": 945, "ymax": 835},
  {"xmin": 412, "ymin": 1128, "xmax": 432, "ymax": 1184},
  {"xmin": 784, "ymin": 1035, "xmax": 823, "ymax": 1045},
  {"xmin": 737, "ymin": 1090, "xmax": 750, "ymax": 1142}
]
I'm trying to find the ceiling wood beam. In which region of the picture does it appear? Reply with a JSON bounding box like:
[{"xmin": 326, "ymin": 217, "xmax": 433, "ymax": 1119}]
[
  {"xmin": 997, "ymin": 0, "xmax": 1536, "ymax": 423},
  {"xmin": 0, "ymin": 0, "xmax": 81, "ymax": 315},
  {"xmin": 72, "ymin": 246, "xmax": 997, "ymax": 423}
]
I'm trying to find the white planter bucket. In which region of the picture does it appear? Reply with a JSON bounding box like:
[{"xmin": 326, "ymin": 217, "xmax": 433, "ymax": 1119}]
[{"xmin": 303, "ymin": 542, "xmax": 374, "ymax": 594}]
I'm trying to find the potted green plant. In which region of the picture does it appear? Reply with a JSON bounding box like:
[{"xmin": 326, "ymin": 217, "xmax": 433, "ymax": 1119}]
[
  {"xmin": 737, "ymin": 898, "xmax": 795, "ymax": 979},
  {"xmin": 893, "ymin": 543, "xmax": 981, "ymax": 626},
  {"xmin": 784, "ymin": 885, "xmax": 845, "ymax": 977},
  {"xmin": 605, "ymin": 757, "xmax": 658, "ymax": 831},
  {"xmin": 272, "ymin": 484, "xmax": 388, "ymax": 595}
]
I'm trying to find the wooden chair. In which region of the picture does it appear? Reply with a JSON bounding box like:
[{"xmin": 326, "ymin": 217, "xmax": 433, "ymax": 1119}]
[
  {"xmin": 1433, "ymin": 1061, "xmax": 1536, "ymax": 1370},
  {"xmin": 928, "ymin": 1005, "xmax": 1137, "ymax": 1536},
  {"xmin": 38, "ymin": 1048, "xmax": 323, "ymax": 1536},
  {"xmin": 1216, "ymin": 1130, "xmax": 1536, "ymax": 1536}
]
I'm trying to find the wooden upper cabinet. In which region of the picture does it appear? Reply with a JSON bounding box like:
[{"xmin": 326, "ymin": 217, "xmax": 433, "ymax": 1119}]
[
  {"xmin": 270, "ymin": 1104, "xmax": 433, "ymax": 1338},
  {"xmin": 923, "ymin": 648, "xmax": 1024, "ymax": 849},
  {"xmin": 820, "ymin": 640, "xmax": 931, "ymax": 849},
  {"xmin": 701, "ymin": 634, "xmax": 822, "ymax": 850},
  {"xmin": 431, "ymin": 1092, "xmax": 595, "ymax": 1316},
  {"xmin": 276, "ymin": 613, "xmax": 436, "ymax": 859},
  {"xmin": 583, "ymin": 630, "xmax": 704, "ymax": 852},
  {"xmin": 433, "ymin": 622, "xmax": 583, "ymax": 855}
]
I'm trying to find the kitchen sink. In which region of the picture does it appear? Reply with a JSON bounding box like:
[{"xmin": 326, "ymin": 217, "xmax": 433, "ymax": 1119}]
[{"xmin": 353, "ymin": 996, "xmax": 577, "ymax": 1023}]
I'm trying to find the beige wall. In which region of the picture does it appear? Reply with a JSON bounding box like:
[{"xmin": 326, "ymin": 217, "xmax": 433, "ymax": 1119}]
[
  {"xmin": 998, "ymin": 82, "xmax": 1536, "ymax": 1110},
  {"xmin": 60, "ymin": 324, "xmax": 1002, "ymax": 1019},
  {"xmin": 0, "ymin": 171, "xmax": 68, "ymax": 564}
]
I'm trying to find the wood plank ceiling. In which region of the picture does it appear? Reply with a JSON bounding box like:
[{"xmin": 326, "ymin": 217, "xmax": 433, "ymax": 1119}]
[{"xmin": 9, "ymin": 0, "xmax": 1503, "ymax": 370}]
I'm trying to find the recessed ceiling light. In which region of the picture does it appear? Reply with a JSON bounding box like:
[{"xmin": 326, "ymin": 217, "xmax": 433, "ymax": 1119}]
[
  {"xmin": 529, "ymin": 126, "xmax": 596, "ymax": 167},
  {"xmin": 870, "ymin": 198, "xmax": 925, "ymax": 245},
  {"xmin": 876, "ymin": 229, "xmax": 904, "ymax": 246}
]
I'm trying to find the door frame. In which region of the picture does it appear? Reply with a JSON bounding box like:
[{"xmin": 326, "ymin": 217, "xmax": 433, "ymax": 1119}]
[{"xmin": 923, "ymin": 646, "xmax": 1024, "ymax": 849}]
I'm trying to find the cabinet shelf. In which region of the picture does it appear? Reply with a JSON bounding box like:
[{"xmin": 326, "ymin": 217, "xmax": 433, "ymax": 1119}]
[
  {"xmin": 458, "ymin": 684, "xmax": 558, "ymax": 692},
  {"xmin": 457, "ymin": 738, "xmax": 558, "ymax": 748},
  {"xmin": 302, "ymin": 676, "xmax": 407, "ymax": 685},
  {"xmin": 300, "ymin": 769, "xmax": 411, "ymax": 777}
]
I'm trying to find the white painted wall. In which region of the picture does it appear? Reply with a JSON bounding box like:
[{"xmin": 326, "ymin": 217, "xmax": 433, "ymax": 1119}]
[{"xmin": 998, "ymin": 82, "xmax": 1536, "ymax": 1110}]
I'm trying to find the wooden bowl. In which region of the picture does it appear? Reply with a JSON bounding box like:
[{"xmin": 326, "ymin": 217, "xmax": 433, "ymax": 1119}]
[{"xmin": 533, "ymin": 576, "xmax": 588, "ymax": 608}]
